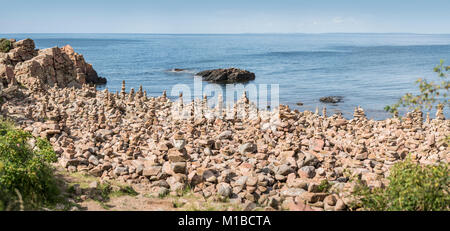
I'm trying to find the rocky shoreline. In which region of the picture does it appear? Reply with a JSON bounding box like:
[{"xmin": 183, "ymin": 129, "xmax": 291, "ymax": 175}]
[{"xmin": 0, "ymin": 39, "xmax": 449, "ymax": 211}]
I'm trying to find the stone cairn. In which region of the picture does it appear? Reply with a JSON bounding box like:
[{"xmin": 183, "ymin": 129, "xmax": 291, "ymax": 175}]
[
  {"xmin": 353, "ymin": 106, "xmax": 366, "ymax": 121},
  {"xmin": 0, "ymin": 74, "xmax": 448, "ymax": 211},
  {"xmin": 436, "ymin": 104, "xmax": 445, "ymax": 121}
]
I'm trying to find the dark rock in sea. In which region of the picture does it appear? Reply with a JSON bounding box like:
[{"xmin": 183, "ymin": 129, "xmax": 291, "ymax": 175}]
[
  {"xmin": 171, "ymin": 68, "xmax": 187, "ymax": 72},
  {"xmin": 320, "ymin": 96, "xmax": 343, "ymax": 104},
  {"xmin": 196, "ymin": 68, "xmax": 255, "ymax": 83},
  {"xmin": 296, "ymin": 102, "xmax": 304, "ymax": 106}
]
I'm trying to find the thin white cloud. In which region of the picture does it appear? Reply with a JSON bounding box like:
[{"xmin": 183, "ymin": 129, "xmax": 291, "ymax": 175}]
[{"xmin": 332, "ymin": 17, "xmax": 344, "ymax": 24}]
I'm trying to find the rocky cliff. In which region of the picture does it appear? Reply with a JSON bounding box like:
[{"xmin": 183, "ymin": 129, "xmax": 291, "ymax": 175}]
[{"xmin": 0, "ymin": 38, "xmax": 106, "ymax": 91}]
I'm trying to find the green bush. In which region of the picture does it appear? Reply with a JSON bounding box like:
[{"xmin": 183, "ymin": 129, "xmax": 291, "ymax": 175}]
[
  {"xmin": 352, "ymin": 158, "xmax": 449, "ymax": 211},
  {"xmin": 0, "ymin": 38, "xmax": 11, "ymax": 53},
  {"xmin": 0, "ymin": 119, "xmax": 60, "ymax": 210}
]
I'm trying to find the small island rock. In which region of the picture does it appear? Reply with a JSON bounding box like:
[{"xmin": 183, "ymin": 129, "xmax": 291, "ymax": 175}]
[{"xmin": 196, "ymin": 68, "xmax": 255, "ymax": 83}]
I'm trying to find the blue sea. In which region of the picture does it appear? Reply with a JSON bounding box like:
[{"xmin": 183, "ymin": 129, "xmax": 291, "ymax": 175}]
[{"xmin": 3, "ymin": 33, "xmax": 450, "ymax": 120}]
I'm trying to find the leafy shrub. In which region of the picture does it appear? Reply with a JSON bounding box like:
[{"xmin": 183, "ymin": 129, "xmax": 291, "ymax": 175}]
[
  {"xmin": 0, "ymin": 38, "xmax": 11, "ymax": 53},
  {"xmin": 0, "ymin": 119, "xmax": 60, "ymax": 210},
  {"xmin": 385, "ymin": 60, "xmax": 449, "ymax": 115},
  {"xmin": 352, "ymin": 158, "xmax": 449, "ymax": 211}
]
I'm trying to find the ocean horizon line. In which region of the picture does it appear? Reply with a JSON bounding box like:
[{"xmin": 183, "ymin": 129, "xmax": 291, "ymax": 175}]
[{"xmin": 2, "ymin": 32, "xmax": 450, "ymax": 36}]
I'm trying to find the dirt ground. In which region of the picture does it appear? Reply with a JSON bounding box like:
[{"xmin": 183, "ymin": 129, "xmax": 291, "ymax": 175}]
[
  {"xmin": 54, "ymin": 167, "xmax": 252, "ymax": 211},
  {"xmin": 79, "ymin": 195, "xmax": 177, "ymax": 211}
]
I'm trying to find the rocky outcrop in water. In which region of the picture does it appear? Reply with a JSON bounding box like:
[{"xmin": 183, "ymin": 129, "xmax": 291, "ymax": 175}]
[
  {"xmin": 320, "ymin": 96, "xmax": 343, "ymax": 104},
  {"xmin": 0, "ymin": 38, "xmax": 106, "ymax": 90},
  {"xmin": 196, "ymin": 68, "xmax": 255, "ymax": 83},
  {"xmin": 170, "ymin": 68, "xmax": 187, "ymax": 72}
]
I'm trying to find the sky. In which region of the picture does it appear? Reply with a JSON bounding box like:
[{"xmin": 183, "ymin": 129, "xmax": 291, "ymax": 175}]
[{"xmin": 1, "ymin": 0, "xmax": 450, "ymax": 34}]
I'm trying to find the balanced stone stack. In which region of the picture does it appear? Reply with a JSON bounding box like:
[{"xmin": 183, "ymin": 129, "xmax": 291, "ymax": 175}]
[
  {"xmin": 165, "ymin": 132, "xmax": 190, "ymax": 192},
  {"xmin": 169, "ymin": 132, "xmax": 188, "ymax": 174},
  {"xmin": 436, "ymin": 104, "xmax": 445, "ymax": 121},
  {"xmin": 353, "ymin": 106, "xmax": 366, "ymax": 121}
]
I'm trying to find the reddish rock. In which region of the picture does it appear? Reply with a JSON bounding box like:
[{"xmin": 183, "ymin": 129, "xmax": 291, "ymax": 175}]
[
  {"xmin": 3, "ymin": 38, "xmax": 106, "ymax": 90},
  {"xmin": 313, "ymin": 139, "xmax": 325, "ymax": 152},
  {"xmin": 288, "ymin": 201, "xmax": 316, "ymax": 211},
  {"xmin": 143, "ymin": 166, "xmax": 162, "ymax": 177},
  {"xmin": 297, "ymin": 192, "xmax": 329, "ymax": 203}
]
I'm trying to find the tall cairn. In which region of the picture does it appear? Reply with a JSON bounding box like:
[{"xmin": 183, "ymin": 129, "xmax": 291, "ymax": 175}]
[
  {"xmin": 143, "ymin": 90, "xmax": 148, "ymax": 101},
  {"xmin": 403, "ymin": 111, "xmax": 414, "ymax": 129},
  {"xmin": 128, "ymin": 88, "xmax": 135, "ymax": 102},
  {"xmin": 120, "ymin": 80, "xmax": 126, "ymax": 99},
  {"xmin": 435, "ymin": 104, "xmax": 445, "ymax": 121},
  {"xmin": 167, "ymin": 132, "xmax": 189, "ymax": 187},
  {"xmin": 137, "ymin": 85, "xmax": 143, "ymax": 98},
  {"xmin": 411, "ymin": 109, "xmax": 423, "ymax": 129},
  {"xmin": 242, "ymin": 91, "xmax": 249, "ymax": 104},
  {"xmin": 353, "ymin": 106, "xmax": 366, "ymax": 121}
]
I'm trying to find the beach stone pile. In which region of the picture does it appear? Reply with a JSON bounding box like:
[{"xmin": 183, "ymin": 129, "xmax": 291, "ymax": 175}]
[
  {"xmin": 0, "ymin": 40, "xmax": 448, "ymax": 211},
  {"xmin": 0, "ymin": 38, "xmax": 106, "ymax": 91},
  {"xmin": 1, "ymin": 80, "xmax": 448, "ymax": 211}
]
